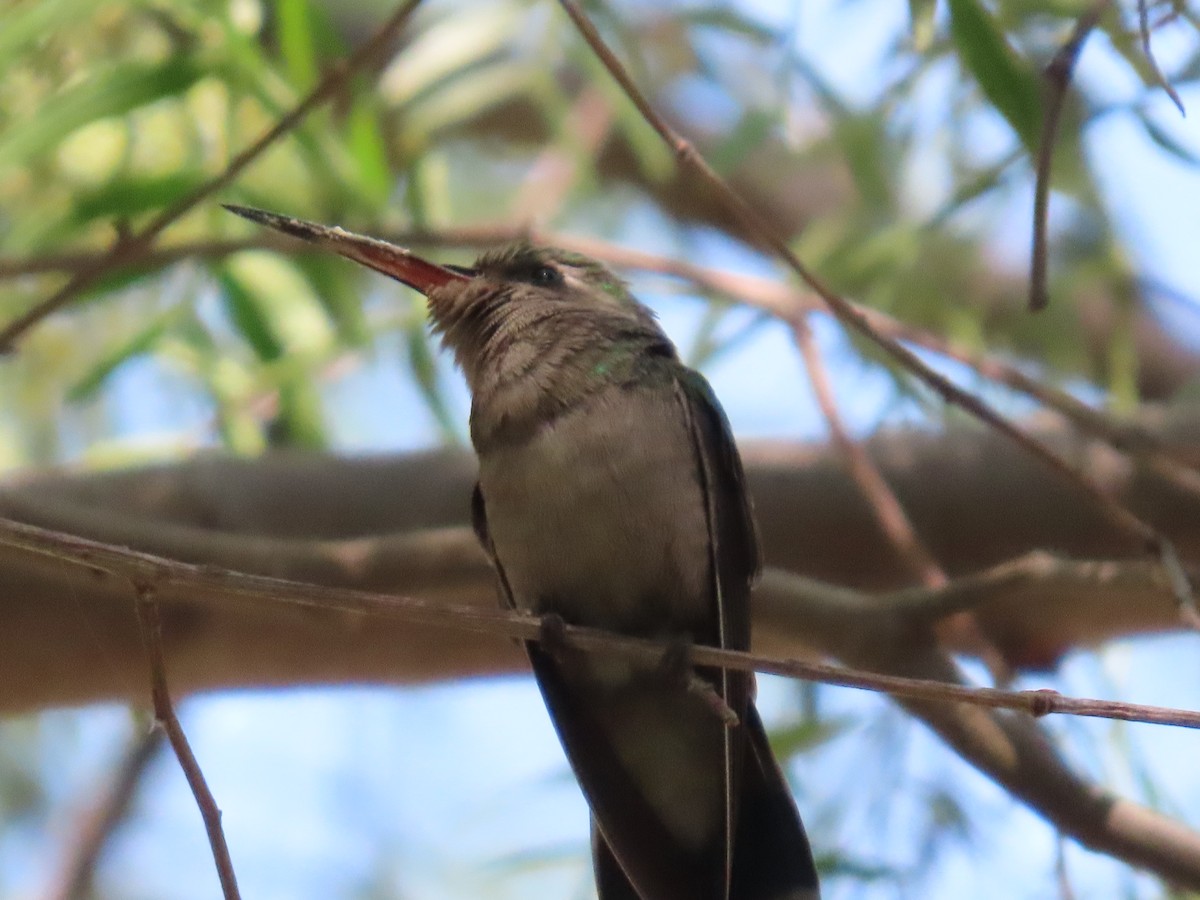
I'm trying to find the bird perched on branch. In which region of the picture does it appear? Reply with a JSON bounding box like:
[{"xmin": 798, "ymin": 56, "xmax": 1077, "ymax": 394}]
[{"xmin": 225, "ymin": 204, "xmax": 821, "ymax": 900}]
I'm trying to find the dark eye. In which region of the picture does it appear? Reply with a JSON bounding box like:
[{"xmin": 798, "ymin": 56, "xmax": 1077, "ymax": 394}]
[{"xmin": 529, "ymin": 265, "xmax": 563, "ymax": 287}]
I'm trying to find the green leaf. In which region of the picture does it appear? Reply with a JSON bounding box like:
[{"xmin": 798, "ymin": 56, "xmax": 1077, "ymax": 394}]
[
  {"xmin": 218, "ymin": 251, "xmax": 336, "ymax": 361},
  {"xmin": 683, "ymin": 6, "xmax": 776, "ymax": 45},
  {"xmin": 272, "ymin": 377, "xmax": 326, "ymax": 449},
  {"xmin": 768, "ymin": 716, "xmax": 853, "ymax": 759},
  {"xmin": 70, "ymin": 172, "xmax": 208, "ymax": 225},
  {"xmin": 292, "ymin": 255, "xmax": 370, "ymax": 346},
  {"xmin": 836, "ymin": 114, "xmax": 896, "ymax": 212},
  {"xmin": 384, "ymin": 4, "xmax": 520, "ymax": 106},
  {"xmin": 345, "ymin": 94, "xmax": 392, "ymax": 202},
  {"xmin": 219, "ymin": 270, "xmax": 283, "ymax": 361},
  {"xmin": 710, "ymin": 109, "xmax": 777, "ymax": 175},
  {"xmin": 908, "ymin": 0, "xmax": 939, "ymax": 53},
  {"xmin": 946, "ymin": 0, "xmax": 1041, "ymax": 149},
  {"xmin": 0, "ymin": 57, "xmax": 204, "ymax": 174},
  {"xmin": 275, "ymin": 0, "xmax": 319, "ymax": 89}
]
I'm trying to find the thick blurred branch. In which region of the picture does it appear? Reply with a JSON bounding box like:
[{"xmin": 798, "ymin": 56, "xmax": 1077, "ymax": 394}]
[{"xmin": 4, "ymin": 411, "xmax": 1200, "ymax": 714}]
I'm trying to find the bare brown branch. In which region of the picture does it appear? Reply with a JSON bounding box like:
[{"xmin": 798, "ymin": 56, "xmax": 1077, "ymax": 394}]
[
  {"xmin": 0, "ymin": 497, "xmax": 1198, "ymax": 884},
  {"xmin": 1031, "ymin": 2, "xmax": 1108, "ymax": 312},
  {"xmin": 792, "ymin": 318, "xmax": 945, "ymax": 589},
  {"xmin": 135, "ymin": 590, "xmax": 240, "ymax": 900}
]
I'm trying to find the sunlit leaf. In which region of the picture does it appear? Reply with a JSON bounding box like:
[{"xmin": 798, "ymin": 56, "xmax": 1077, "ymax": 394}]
[
  {"xmin": 0, "ymin": 0, "xmax": 123, "ymax": 66},
  {"xmin": 218, "ymin": 251, "xmax": 336, "ymax": 360},
  {"xmin": 271, "ymin": 377, "xmax": 326, "ymax": 449},
  {"xmin": 345, "ymin": 94, "xmax": 393, "ymax": 202},
  {"xmin": 275, "ymin": 0, "xmax": 319, "ymax": 90},
  {"xmin": 0, "ymin": 57, "xmax": 204, "ymax": 174},
  {"xmin": 381, "ymin": 4, "xmax": 521, "ymax": 106},
  {"xmin": 907, "ymin": 0, "xmax": 939, "ymax": 53},
  {"xmin": 292, "ymin": 255, "xmax": 370, "ymax": 346}
]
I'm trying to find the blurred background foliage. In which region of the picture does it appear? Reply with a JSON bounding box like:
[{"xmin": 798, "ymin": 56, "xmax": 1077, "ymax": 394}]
[{"xmin": 1, "ymin": 0, "xmax": 1199, "ymax": 897}]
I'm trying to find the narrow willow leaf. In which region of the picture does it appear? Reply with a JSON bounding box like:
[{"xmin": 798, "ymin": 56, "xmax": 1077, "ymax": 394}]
[
  {"xmin": 837, "ymin": 115, "xmax": 897, "ymax": 212},
  {"xmin": 293, "ymin": 256, "xmax": 371, "ymax": 346},
  {"xmin": 684, "ymin": 6, "xmax": 776, "ymax": 44},
  {"xmin": 219, "ymin": 252, "xmax": 335, "ymax": 361},
  {"xmin": 908, "ymin": 0, "xmax": 938, "ymax": 53},
  {"xmin": 768, "ymin": 716, "xmax": 853, "ymax": 759},
  {"xmin": 273, "ymin": 377, "xmax": 327, "ymax": 449},
  {"xmin": 946, "ymin": 0, "xmax": 1041, "ymax": 150},
  {"xmin": 218, "ymin": 271, "xmax": 284, "ymax": 361},
  {"xmin": 0, "ymin": 0, "xmax": 116, "ymax": 67},
  {"xmin": 709, "ymin": 109, "xmax": 777, "ymax": 175},
  {"xmin": 275, "ymin": 0, "xmax": 319, "ymax": 89},
  {"xmin": 71, "ymin": 172, "xmax": 207, "ymax": 225},
  {"xmin": 0, "ymin": 57, "xmax": 204, "ymax": 173},
  {"xmin": 345, "ymin": 94, "xmax": 392, "ymax": 202},
  {"xmin": 381, "ymin": 4, "xmax": 520, "ymax": 106}
]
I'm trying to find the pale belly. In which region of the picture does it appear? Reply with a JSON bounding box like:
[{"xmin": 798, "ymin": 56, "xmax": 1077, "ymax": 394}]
[{"xmin": 476, "ymin": 386, "xmax": 712, "ymax": 636}]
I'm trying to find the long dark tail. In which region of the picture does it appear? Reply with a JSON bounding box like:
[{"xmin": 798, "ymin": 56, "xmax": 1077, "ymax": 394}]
[{"xmin": 593, "ymin": 703, "xmax": 820, "ymax": 899}]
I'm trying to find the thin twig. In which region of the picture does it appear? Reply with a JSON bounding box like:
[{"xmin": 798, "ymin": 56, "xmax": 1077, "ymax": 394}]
[
  {"xmin": 0, "ymin": 512, "xmax": 1197, "ymax": 730},
  {"xmin": 1139, "ymin": 0, "xmax": 1186, "ymax": 115},
  {"xmin": 1031, "ymin": 2, "xmax": 1108, "ymax": 312},
  {"xmin": 134, "ymin": 588, "xmax": 241, "ymax": 900},
  {"xmin": 552, "ymin": 0, "xmax": 1198, "ymax": 626},
  {"xmin": 793, "ymin": 317, "xmax": 946, "ymax": 589},
  {"xmin": 791, "ymin": 318, "xmax": 1011, "ymax": 675},
  {"xmin": 43, "ymin": 727, "xmax": 165, "ymax": 900},
  {"xmin": 0, "ymin": 0, "xmax": 425, "ymax": 352}
]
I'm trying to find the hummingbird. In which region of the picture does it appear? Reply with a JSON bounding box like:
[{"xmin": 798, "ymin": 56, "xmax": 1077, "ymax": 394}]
[{"xmin": 224, "ymin": 205, "xmax": 821, "ymax": 900}]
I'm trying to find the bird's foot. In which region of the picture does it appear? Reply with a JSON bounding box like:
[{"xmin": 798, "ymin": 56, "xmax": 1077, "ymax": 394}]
[{"xmin": 657, "ymin": 640, "xmax": 740, "ymax": 728}]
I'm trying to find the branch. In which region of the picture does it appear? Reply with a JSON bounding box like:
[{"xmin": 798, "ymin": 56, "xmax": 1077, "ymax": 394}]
[
  {"xmin": 756, "ymin": 567, "xmax": 1200, "ymax": 889},
  {"xmin": 791, "ymin": 317, "xmax": 1008, "ymax": 674},
  {"xmin": 792, "ymin": 318, "xmax": 946, "ymax": 588},
  {"xmin": 1, "ymin": 505, "xmax": 1200, "ymax": 885},
  {"xmin": 135, "ymin": 590, "xmax": 240, "ymax": 900},
  {"xmin": 4, "ymin": 508, "xmax": 1195, "ymax": 727}
]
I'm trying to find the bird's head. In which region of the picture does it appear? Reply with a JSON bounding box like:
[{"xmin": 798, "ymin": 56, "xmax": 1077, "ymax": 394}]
[{"xmin": 223, "ymin": 206, "xmax": 667, "ymax": 390}]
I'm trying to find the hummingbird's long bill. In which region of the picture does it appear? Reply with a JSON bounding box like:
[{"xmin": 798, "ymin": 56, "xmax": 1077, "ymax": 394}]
[{"xmin": 222, "ymin": 205, "xmax": 469, "ymax": 295}]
